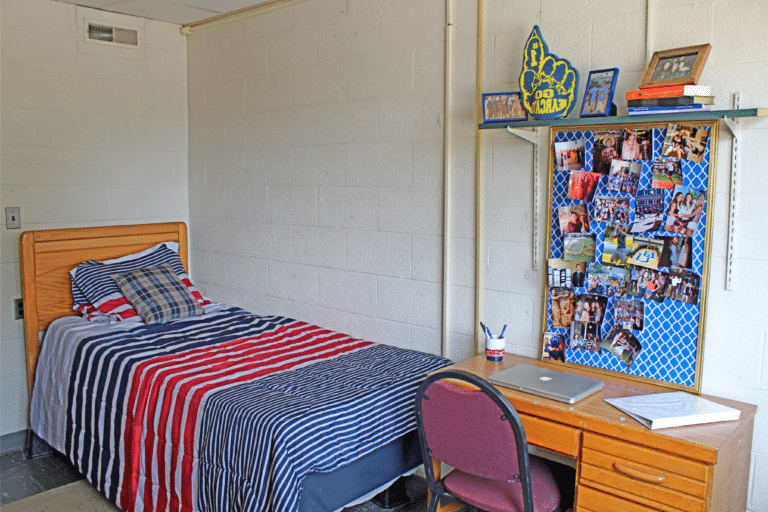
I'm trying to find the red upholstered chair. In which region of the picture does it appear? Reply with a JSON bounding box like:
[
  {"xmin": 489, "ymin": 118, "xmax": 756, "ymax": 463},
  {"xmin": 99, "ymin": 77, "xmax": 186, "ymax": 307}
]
[{"xmin": 415, "ymin": 370, "xmax": 561, "ymax": 512}]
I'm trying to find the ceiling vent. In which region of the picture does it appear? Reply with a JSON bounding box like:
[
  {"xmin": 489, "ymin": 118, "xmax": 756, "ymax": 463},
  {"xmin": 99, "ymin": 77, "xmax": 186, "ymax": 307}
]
[{"xmin": 86, "ymin": 21, "xmax": 140, "ymax": 48}]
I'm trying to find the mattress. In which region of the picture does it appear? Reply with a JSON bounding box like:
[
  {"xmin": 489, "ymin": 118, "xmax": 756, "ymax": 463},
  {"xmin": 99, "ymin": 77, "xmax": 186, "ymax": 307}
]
[{"xmin": 30, "ymin": 304, "xmax": 452, "ymax": 512}]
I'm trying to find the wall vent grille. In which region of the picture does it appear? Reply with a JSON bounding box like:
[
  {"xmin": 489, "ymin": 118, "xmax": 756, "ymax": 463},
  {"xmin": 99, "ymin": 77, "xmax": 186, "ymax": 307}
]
[{"xmin": 87, "ymin": 22, "xmax": 139, "ymax": 47}]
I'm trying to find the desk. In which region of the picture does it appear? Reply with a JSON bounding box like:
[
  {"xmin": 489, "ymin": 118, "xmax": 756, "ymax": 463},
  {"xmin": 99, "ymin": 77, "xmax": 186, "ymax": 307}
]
[{"xmin": 434, "ymin": 354, "xmax": 756, "ymax": 512}]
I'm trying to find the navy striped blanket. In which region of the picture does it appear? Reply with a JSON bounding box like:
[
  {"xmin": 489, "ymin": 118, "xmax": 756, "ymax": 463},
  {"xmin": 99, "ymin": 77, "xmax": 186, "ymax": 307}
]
[{"xmin": 55, "ymin": 306, "xmax": 451, "ymax": 512}]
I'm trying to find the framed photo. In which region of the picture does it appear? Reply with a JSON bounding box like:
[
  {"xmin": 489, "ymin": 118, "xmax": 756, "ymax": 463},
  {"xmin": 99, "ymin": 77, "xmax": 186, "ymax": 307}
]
[
  {"xmin": 640, "ymin": 44, "xmax": 711, "ymax": 89},
  {"xmin": 580, "ymin": 68, "xmax": 619, "ymax": 117},
  {"xmin": 481, "ymin": 92, "xmax": 527, "ymax": 123}
]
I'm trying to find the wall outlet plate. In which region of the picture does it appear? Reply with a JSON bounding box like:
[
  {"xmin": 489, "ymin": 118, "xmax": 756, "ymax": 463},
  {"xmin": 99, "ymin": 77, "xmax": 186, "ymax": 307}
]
[
  {"xmin": 14, "ymin": 298, "xmax": 24, "ymax": 320},
  {"xmin": 5, "ymin": 207, "xmax": 21, "ymax": 229}
]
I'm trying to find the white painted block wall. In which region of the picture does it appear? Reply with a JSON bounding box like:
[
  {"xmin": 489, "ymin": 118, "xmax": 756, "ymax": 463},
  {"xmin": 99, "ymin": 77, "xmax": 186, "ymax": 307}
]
[{"xmin": 0, "ymin": 0, "xmax": 189, "ymax": 436}]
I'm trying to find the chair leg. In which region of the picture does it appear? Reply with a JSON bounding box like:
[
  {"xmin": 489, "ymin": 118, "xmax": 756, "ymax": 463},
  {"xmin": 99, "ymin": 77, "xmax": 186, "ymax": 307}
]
[{"xmin": 427, "ymin": 493, "xmax": 439, "ymax": 512}]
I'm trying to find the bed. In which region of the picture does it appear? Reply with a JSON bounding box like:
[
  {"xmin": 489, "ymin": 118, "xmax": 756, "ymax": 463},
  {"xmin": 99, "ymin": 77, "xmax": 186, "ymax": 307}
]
[{"xmin": 21, "ymin": 222, "xmax": 452, "ymax": 512}]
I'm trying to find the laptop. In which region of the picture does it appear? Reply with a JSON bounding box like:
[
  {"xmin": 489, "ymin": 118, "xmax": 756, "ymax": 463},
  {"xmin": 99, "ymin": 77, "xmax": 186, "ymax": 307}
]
[{"xmin": 489, "ymin": 364, "xmax": 604, "ymax": 404}]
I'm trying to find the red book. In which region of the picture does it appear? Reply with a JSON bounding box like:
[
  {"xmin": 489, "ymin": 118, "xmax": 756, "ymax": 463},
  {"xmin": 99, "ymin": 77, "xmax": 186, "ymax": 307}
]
[{"xmin": 627, "ymin": 85, "xmax": 711, "ymax": 100}]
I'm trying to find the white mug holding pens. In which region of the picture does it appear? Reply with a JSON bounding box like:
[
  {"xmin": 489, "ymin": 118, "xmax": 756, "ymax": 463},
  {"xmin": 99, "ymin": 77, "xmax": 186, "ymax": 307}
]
[{"xmin": 481, "ymin": 322, "xmax": 506, "ymax": 361}]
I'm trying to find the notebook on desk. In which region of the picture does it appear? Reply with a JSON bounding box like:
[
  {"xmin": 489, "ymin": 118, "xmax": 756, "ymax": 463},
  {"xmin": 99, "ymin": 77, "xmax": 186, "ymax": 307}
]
[{"xmin": 489, "ymin": 364, "xmax": 604, "ymax": 404}]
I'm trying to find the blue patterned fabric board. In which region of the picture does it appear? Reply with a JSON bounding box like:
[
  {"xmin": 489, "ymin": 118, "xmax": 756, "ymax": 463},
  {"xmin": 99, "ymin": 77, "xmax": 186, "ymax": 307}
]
[{"xmin": 546, "ymin": 125, "xmax": 712, "ymax": 387}]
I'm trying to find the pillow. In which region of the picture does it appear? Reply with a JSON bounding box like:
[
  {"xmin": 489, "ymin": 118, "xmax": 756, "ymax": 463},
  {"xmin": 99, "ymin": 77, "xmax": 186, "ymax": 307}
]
[
  {"xmin": 71, "ymin": 242, "xmax": 209, "ymax": 321},
  {"xmin": 111, "ymin": 263, "xmax": 203, "ymax": 324}
]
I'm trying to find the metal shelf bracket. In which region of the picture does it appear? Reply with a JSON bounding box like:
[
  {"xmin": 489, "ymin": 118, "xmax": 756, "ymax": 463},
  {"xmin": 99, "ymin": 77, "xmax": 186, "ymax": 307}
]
[{"xmin": 724, "ymin": 94, "xmax": 741, "ymax": 290}]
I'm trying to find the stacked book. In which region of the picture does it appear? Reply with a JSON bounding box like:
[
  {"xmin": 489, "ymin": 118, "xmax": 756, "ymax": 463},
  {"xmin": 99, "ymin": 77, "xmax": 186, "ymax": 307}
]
[{"xmin": 626, "ymin": 85, "xmax": 713, "ymax": 115}]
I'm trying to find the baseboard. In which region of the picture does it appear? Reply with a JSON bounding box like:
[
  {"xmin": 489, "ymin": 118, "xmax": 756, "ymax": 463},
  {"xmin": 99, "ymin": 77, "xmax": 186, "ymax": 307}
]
[{"xmin": 0, "ymin": 429, "xmax": 27, "ymax": 454}]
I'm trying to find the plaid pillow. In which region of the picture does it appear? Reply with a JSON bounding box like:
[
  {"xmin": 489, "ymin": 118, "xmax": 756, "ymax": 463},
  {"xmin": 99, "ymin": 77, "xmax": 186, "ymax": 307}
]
[
  {"xmin": 111, "ymin": 263, "xmax": 204, "ymax": 324},
  {"xmin": 71, "ymin": 242, "xmax": 209, "ymax": 321}
]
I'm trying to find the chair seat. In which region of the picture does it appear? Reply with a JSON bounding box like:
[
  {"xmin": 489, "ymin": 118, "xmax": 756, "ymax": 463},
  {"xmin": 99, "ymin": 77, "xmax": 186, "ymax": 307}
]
[{"xmin": 443, "ymin": 455, "xmax": 560, "ymax": 512}]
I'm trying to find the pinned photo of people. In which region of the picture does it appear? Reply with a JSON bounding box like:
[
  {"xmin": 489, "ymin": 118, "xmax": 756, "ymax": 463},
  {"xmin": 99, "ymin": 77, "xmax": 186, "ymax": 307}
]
[
  {"xmin": 564, "ymin": 233, "xmax": 597, "ymax": 262},
  {"xmin": 568, "ymin": 170, "xmax": 602, "ymax": 201},
  {"xmin": 658, "ymin": 235, "xmax": 692, "ymax": 269},
  {"xmin": 627, "ymin": 267, "xmax": 667, "ymax": 302},
  {"xmin": 631, "ymin": 189, "xmax": 665, "ymax": 233},
  {"xmin": 626, "ymin": 235, "xmax": 664, "ymax": 269},
  {"xmin": 593, "ymin": 131, "xmax": 620, "ymax": 174},
  {"xmin": 620, "ymin": 129, "xmax": 651, "ymax": 161},
  {"xmin": 555, "ymin": 139, "xmax": 586, "ymax": 171},
  {"xmin": 549, "ymin": 287, "xmax": 576, "ymax": 328},
  {"xmin": 651, "ymin": 157, "xmax": 683, "ymax": 190},
  {"xmin": 607, "ymin": 159, "xmax": 641, "ymax": 195},
  {"xmin": 586, "ymin": 264, "xmax": 629, "ymax": 297},
  {"xmin": 575, "ymin": 294, "xmax": 607, "ymax": 326},
  {"xmin": 557, "ymin": 204, "xmax": 591, "ymax": 234},
  {"xmin": 593, "ymin": 196, "xmax": 630, "ymax": 225},
  {"xmin": 614, "ymin": 298, "xmax": 645, "ymax": 331},
  {"xmin": 542, "ymin": 332, "xmax": 566, "ymax": 362},
  {"xmin": 548, "ymin": 259, "xmax": 585, "ymax": 288},
  {"xmin": 663, "ymin": 185, "xmax": 706, "ymax": 236},
  {"xmin": 601, "ymin": 326, "xmax": 642, "ymax": 368},
  {"xmin": 661, "ymin": 124, "xmax": 710, "ymax": 163},
  {"xmin": 601, "ymin": 223, "xmax": 632, "ymax": 267},
  {"xmin": 664, "ymin": 269, "xmax": 700, "ymax": 305},
  {"xmin": 570, "ymin": 321, "xmax": 602, "ymax": 353}
]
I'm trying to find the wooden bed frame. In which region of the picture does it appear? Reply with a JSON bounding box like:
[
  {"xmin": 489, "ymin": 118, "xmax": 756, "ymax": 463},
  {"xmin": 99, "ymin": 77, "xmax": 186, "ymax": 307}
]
[{"xmin": 20, "ymin": 222, "xmax": 189, "ymax": 391}]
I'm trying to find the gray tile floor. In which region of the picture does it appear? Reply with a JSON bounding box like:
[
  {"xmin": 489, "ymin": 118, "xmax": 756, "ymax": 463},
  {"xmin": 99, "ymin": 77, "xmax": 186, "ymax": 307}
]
[{"xmin": 0, "ymin": 449, "xmax": 431, "ymax": 511}]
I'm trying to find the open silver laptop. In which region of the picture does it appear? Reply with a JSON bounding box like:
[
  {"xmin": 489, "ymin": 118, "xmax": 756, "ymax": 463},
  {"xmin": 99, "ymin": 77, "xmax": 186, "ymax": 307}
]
[{"xmin": 489, "ymin": 364, "xmax": 604, "ymax": 404}]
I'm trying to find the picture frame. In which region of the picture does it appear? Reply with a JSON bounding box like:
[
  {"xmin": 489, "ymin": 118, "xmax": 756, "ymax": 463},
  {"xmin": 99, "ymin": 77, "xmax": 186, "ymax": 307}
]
[
  {"xmin": 481, "ymin": 92, "xmax": 528, "ymax": 123},
  {"xmin": 580, "ymin": 68, "xmax": 619, "ymax": 117},
  {"xmin": 640, "ymin": 44, "xmax": 712, "ymax": 89}
]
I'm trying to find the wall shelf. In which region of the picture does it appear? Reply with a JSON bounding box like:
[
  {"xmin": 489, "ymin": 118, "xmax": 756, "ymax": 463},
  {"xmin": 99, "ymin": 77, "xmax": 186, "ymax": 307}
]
[{"xmin": 478, "ymin": 108, "xmax": 767, "ymax": 130}]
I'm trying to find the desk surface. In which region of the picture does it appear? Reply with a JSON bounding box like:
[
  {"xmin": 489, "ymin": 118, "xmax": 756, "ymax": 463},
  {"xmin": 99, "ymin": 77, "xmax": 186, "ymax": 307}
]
[{"xmin": 442, "ymin": 354, "xmax": 757, "ymax": 465}]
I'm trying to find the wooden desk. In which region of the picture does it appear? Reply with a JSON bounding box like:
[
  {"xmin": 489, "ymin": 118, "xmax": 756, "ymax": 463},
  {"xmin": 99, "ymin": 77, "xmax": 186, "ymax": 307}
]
[{"xmin": 435, "ymin": 354, "xmax": 756, "ymax": 512}]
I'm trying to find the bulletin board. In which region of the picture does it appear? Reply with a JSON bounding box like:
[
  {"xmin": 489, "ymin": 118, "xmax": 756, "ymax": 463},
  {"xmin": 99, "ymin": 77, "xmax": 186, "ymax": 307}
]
[{"xmin": 540, "ymin": 119, "xmax": 718, "ymax": 393}]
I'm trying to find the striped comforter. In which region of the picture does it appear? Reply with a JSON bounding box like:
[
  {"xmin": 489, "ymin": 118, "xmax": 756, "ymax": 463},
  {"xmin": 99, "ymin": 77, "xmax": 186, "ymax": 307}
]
[{"xmin": 30, "ymin": 305, "xmax": 452, "ymax": 512}]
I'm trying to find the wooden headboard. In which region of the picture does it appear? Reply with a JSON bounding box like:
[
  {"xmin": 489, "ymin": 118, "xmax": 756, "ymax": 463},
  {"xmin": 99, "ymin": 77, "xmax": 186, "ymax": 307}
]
[{"xmin": 20, "ymin": 222, "xmax": 189, "ymax": 391}]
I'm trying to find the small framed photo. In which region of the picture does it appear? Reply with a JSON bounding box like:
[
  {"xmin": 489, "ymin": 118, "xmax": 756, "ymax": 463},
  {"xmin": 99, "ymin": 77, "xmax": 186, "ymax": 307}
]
[
  {"xmin": 580, "ymin": 68, "xmax": 619, "ymax": 117},
  {"xmin": 640, "ymin": 44, "xmax": 711, "ymax": 89},
  {"xmin": 481, "ymin": 92, "xmax": 527, "ymax": 123}
]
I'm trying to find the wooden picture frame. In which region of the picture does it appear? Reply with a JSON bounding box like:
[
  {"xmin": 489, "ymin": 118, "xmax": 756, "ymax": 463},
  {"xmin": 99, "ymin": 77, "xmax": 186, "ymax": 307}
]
[
  {"xmin": 481, "ymin": 92, "xmax": 528, "ymax": 123},
  {"xmin": 640, "ymin": 44, "xmax": 711, "ymax": 89}
]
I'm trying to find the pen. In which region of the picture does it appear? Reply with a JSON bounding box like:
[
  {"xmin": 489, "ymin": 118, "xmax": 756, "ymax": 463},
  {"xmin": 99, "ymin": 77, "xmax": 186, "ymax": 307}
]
[
  {"xmin": 499, "ymin": 324, "xmax": 507, "ymax": 338},
  {"xmin": 480, "ymin": 322, "xmax": 493, "ymax": 339}
]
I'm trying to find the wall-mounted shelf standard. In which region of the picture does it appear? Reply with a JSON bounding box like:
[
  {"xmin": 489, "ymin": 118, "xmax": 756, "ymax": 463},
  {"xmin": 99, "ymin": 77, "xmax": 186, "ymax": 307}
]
[{"xmin": 478, "ymin": 108, "xmax": 766, "ymax": 130}]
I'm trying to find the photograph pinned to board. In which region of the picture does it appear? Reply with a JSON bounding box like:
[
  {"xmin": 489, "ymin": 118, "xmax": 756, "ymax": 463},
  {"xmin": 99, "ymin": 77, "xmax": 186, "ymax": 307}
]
[
  {"xmin": 557, "ymin": 204, "xmax": 591, "ymax": 234},
  {"xmin": 631, "ymin": 189, "xmax": 665, "ymax": 233},
  {"xmin": 663, "ymin": 185, "xmax": 706, "ymax": 237},
  {"xmin": 593, "ymin": 195, "xmax": 630, "ymax": 225},
  {"xmin": 651, "ymin": 156, "xmax": 683, "ymax": 190},
  {"xmin": 548, "ymin": 258, "xmax": 587, "ymax": 288},
  {"xmin": 664, "ymin": 269, "xmax": 700, "ymax": 305},
  {"xmin": 601, "ymin": 222, "xmax": 632, "ymax": 267},
  {"xmin": 601, "ymin": 326, "xmax": 642, "ymax": 368},
  {"xmin": 614, "ymin": 298, "xmax": 645, "ymax": 331},
  {"xmin": 606, "ymin": 159, "xmax": 641, "ymax": 194},
  {"xmin": 568, "ymin": 170, "xmax": 602, "ymax": 201},
  {"xmin": 661, "ymin": 123, "xmax": 710, "ymax": 163},
  {"xmin": 627, "ymin": 266, "xmax": 667, "ymax": 302},
  {"xmin": 554, "ymin": 139, "xmax": 586, "ymax": 171},
  {"xmin": 586, "ymin": 264, "xmax": 629, "ymax": 297},
  {"xmin": 575, "ymin": 293, "xmax": 607, "ymax": 326},
  {"xmin": 580, "ymin": 68, "xmax": 619, "ymax": 117},
  {"xmin": 626, "ymin": 235, "xmax": 664, "ymax": 269},
  {"xmin": 658, "ymin": 235, "xmax": 692, "ymax": 269},
  {"xmin": 570, "ymin": 320, "xmax": 602, "ymax": 353},
  {"xmin": 593, "ymin": 130, "xmax": 621, "ymax": 174},
  {"xmin": 542, "ymin": 332, "xmax": 566, "ymax": 362},
  {"xmin": 549, "ymin": 286, "xmax": 576, "ymax": 328},
  {"xmin": 564, "ymin": 233, "xmax": 597, "ymax": 262},
  {"xmin": 620, "ymin": 128, "xmax": 652, "ymax": 161}
]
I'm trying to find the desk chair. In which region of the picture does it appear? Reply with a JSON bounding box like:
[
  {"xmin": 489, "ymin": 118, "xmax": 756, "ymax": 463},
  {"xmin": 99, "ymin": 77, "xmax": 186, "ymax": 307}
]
[{"xmin": 415, "ymin": 370, "xmax": 561, "ymax": 512}]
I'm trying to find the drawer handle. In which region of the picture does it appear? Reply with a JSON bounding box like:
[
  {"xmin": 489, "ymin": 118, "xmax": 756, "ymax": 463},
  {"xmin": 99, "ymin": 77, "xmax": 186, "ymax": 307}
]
[{"xmin": 613, "ymin": 462, "xmax": 666, "ymax": 484}]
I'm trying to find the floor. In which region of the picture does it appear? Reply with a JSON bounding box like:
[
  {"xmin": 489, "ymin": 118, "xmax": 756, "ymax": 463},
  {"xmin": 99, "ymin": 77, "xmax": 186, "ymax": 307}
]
[{"xmin": 0, "ymin": 449, "xmax": 433, "ymax": 511}]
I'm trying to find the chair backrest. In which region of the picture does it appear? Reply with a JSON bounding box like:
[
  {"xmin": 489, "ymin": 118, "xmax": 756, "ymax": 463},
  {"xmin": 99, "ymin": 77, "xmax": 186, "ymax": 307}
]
[{"xmin": 415, "ymin": 370, "xmax": 534, "ymax": 509}]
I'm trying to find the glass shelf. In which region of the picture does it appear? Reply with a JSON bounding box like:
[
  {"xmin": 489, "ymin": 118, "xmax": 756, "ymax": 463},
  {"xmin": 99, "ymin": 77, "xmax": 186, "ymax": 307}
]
[{"xmin": 478, "ymin": 108, "xmax": 767, "ymax": 130}]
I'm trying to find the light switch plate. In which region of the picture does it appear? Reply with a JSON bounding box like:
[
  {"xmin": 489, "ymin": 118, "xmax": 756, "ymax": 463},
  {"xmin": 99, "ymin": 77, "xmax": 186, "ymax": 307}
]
[{"xmin": 5, "ymin": 207, "xmax": 21, "ymax": 229}]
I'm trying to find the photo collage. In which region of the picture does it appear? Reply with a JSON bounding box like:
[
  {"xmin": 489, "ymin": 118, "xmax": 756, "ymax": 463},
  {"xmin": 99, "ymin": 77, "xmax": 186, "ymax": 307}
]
[{"xmin": 544, "ymin": 124, "xmax": 709, "ymax": 369}]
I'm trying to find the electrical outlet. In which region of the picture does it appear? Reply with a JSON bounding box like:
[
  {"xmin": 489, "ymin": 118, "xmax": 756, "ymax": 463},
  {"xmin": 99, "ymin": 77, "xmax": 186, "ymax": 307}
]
[
  {"xmin": 5, "ymin": 207, "xmax": 21, "ymax": 229},
  {"xmin": 14, "ymin": 298, "xmax": 24, "ymax": 320}
]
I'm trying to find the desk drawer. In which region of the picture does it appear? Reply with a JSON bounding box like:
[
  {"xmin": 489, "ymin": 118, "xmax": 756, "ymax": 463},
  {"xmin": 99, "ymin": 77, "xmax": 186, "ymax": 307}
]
[
  {"xmin": 577, "ymin": 485, "xmax": 663, "ymax": 512},
  {"xmin": 581, "ymin": 433, "xmax": 709, "ymax": 512},
  {"xmin": 519, "ymin": 412, "xmax": 580, "ymax": 458}
]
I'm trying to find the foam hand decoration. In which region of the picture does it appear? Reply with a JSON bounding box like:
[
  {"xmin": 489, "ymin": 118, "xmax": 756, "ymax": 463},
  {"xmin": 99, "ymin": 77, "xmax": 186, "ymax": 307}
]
[{"xmin": 519, "ymin": 26, "xmax": 579, "ymax": 119}]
